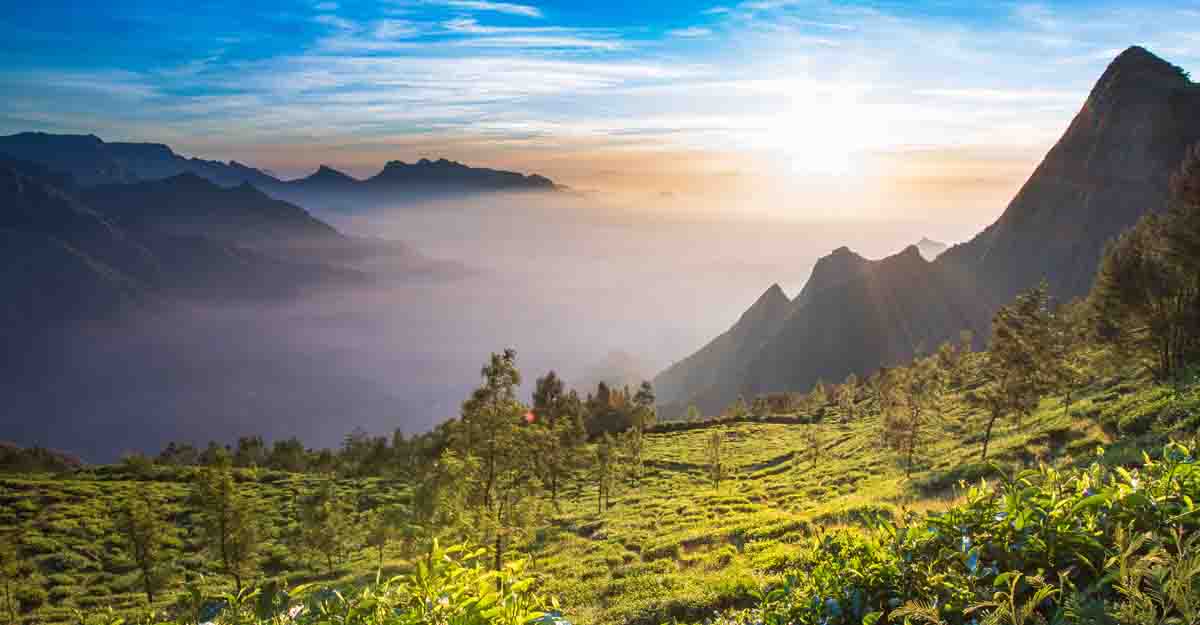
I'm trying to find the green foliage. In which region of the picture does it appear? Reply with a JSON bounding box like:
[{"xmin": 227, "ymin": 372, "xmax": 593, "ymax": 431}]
[
  {"xmin": 290, "ymin": 541, "xmax": 548, "ymax": 625},
  {"xmin": 1092, "ymin": 145, "xmax": 1200, "ymax": 380},
  {"xmin": 193, "ymin": 464, "xmax": 263, "ymax": 593},
  {"xmin": 113, "ymin": 490, "xmax": 173, "ymax": 603},
  {"xmin": 721, "ymin": 440, "xmax": 1200, "ymax": 625},
  {"xmin": 298, "ymin": 476, "xmax": 357, "ymax": 576}
]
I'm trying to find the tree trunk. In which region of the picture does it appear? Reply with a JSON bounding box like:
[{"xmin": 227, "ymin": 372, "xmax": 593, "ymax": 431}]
[
  {"xmin": 981, "ymin": 408, "xmax": 998, "ymax": 461},
  {"xmin": 142, "ymin": 565, "xmax": 154, "ymax": 603}
]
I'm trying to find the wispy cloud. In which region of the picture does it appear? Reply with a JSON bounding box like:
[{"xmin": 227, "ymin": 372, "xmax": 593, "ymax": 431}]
[
  {"xmin": 373, "ymin": 19, "xmax": 423, "ymax": 39},
  {"xmin": 448, "ymin": 35, "xmax": 625, "ymax": 50},
  {"xmin": 668, "ymin": 27, "xmax": 712, "ymax": 38},
  {"xmin": 436, "ymin": 0, "xmax": 543, "ymax": 18},
  {"xmin": 313, "ymin": 14, "xmax": 357, "ymax": 31}
]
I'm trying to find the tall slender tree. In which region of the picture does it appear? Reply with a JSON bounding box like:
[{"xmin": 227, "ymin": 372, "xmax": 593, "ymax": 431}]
[
  {"xmin": 838, "ymin": 373, "xmax": 859, "ymax": 423},
  {"xmin": 452, "ymin": 349, "xmax": 545, "ymax": 574},
  {"xmin": 193, "ymin": 465, "xmax": 261, "ymax": 594},
  {"xmin": 0, "ymin": 534, "xmax": 21, "ymax": 623},
  {"xmin": 707, "ymin": 430, "xmax": 724, "ymax": 489},
  {"xmin": 115, "ymin": 491, "xmax": 171, "ymax": 603}
]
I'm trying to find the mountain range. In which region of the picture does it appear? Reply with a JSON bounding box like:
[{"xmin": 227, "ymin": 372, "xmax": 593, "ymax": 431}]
[
  {"xmin": 0, "ymin": 156, "xmax": 468, "ymax": 335},
  {"xmin": 655, "ymin": 46, "xmax": 1200, "ymax": 415},
  {"xmin": 0, "ymin": 133, "xmax": 560, "ymax": 212}
]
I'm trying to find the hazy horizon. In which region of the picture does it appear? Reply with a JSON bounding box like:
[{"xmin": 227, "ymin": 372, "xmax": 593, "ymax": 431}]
[{"xmin": 3, "ymin": 185, "xmax": 976, "ymax": 461}]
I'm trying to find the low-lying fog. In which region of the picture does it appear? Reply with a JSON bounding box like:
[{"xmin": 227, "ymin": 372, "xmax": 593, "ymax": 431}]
[{"xmin": 4, "ymin": 192, "xmax": 980, "ymax": 461}]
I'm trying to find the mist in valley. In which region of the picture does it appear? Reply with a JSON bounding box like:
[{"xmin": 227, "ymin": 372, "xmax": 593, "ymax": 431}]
[{"xmin": 2, "ymin": 191, "xmax": 977, "ymax": 461}]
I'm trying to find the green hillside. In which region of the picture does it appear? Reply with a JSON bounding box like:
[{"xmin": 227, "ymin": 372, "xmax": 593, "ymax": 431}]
[{"xmin": 3, "ymin": 357, "xmax": 1197, "ymax": 623}]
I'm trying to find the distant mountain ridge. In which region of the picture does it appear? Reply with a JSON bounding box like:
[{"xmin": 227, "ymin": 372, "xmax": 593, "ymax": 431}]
[
  {"xmin": 0, "ymin": 157, "xmax": 465, "ymax": 334},
  {"xmin": 655, "ymin": 46, "xmax": 1200, "ymax": 415},
  {"xmin": 0, "ymin": 132, "xmax": 560, "ymax": 211},
  {"xmin": 270, "ymin": 158, "xmax": 558, "ymax": 211}
]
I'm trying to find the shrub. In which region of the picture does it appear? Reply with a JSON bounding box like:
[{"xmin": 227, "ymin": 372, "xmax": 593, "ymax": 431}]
[{"xmin": 724, "ymin": 441, "xmax": 1200, "ymax": 625}]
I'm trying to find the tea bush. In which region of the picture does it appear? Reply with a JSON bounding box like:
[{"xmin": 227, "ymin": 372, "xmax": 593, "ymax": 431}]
[{"xmin": 725, "ymin": 441, "xmax": 1200, "ymax": 625}]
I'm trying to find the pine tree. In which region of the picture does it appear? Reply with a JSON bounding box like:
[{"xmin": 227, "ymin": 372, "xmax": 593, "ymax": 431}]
[
  {"xmin": 838, "ymin": 373, "xmax": 859, "ymax": 422},
  {"xmin": 1092, "ymin": 144, "xmax": 1200, "ymax": 379},
  {"xmin": 114, "ymin": 491, "xmax": 171, "ymax": 603},
  {"xmin": 0, "ymin": 534, "xmax": 21, "ymax": 623},
  {"xmin": 808, "ymin": 380, "xmax": 827, "ymax": 422},
  {"xmin": 299, "ymin": 476, "xmax": 355, "ymax": 576},
  {"xmin": 193, "ymin": 465, "xmax": 261, "ymax": 594},
  {"xmin": 452, "ymin": 349, "xmax": 545, "ymax": 574},
  {"xmin": 804, "ymin": 422, "xmax": 821, "ymax": 469},
  {"xmin": 707, "ymin": 430, "xmax": 724, "ymax": 489}
]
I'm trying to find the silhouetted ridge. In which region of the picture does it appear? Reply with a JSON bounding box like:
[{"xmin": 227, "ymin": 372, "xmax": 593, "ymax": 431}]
[
  {"xmin": 0, "ymin": 133, "xmax": 560, "ymax": 211},
  {"xmin": 791, "ymin": 246, "xmax": 872, "ymax": 312}
]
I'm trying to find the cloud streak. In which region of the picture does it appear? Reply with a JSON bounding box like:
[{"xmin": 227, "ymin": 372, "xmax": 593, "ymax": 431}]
[{"xmin": 437, "ymin": 0, "xmax": 543, "ymax": 18}]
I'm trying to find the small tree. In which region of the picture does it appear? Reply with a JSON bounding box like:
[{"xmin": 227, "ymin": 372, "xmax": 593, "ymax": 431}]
[
  {"xmin": 808, "ymin": 381, "xmax": 827, "ymax": 421},
  {"xmin": 838, "ymin": 373, "xmax": 859, "ymax": 422},
  {"xmin": 804, "ymin": 423, "xmax": 821, "ymax": 469},
  {"xmin": 453, "ymin": 349, "xmax": 547, "ymax": 574},
  {"xmin": 707, "ymin": 430, "xmax": 724, "ymax": 489},
  {"xmin": 299, "ymin": 477, "xmax": 355, "ymax": 576},
  {"xmin": 686, "ymin": 404, "xmax": 702, "ymax": 423},
  {"xmin": 0, "ymin": 534, "xmax": 20, "ymax": 623},
  {"xmin": 1092, "ymin": 146, "xmax": 1200, "ymax": 380},
  {"xmin": 193, "ymin": 465, "xmax": 261, "ymax": 594},
  {"xmin": 991, "ymin": 284, "xmax": 1056, "ymax": 428},
  {"xmin": 363, "ymin": 505, "xmax": 406, "ymax": 573},
  {"xmin": 626, "ymin": 381, "xmax": 656, "ymax": 483},
  {"xmin": 115, "ymin": 491, "xmax": 171, "ymax": 603},
  {"xmin": 751, "ymin": 395, "xmax": 770, "ymax": 418},
  {"xmin": 595, "ymin": 434, "xmax": 616, "ymax": 513},
  {"xmin": 883, "ymin": 362, "xmax": 935, "ymax": 477}
]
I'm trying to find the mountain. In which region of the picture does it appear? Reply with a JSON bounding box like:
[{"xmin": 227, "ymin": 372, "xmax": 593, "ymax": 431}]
[
  {"xmin": 0, "ymin": 132, "xmax": 277, "ymax": 187},
  {"xmin": 0, "ymin": 158, "xmax": 380, "ymax": 332},
  {"xmin": 939, "ymin": 45, "xmax": 1200, "ymax": 301},
  {"xmin": 915, "ymin": 237, "xmax": 948, "ymax": 260},
  {"xmin": 367, "ymin": 158, "xmax": 555, "ymax": 190},
  {"xmin": 0, "ymin": 133, "xmax": 560, "ymax": 211},
  {"xmin": 81, "ymin": 173, "xmax": 339, "ymax": 246},
  {"xmin": 0, "ymin": 158, "xmax": 157, "ymax": 327},
  {"xmin": 655, "ymin": 46, "xmax": 1200, "ymax": 414},
  {"xmin": 789, "ymin": 246, "xmax": 873, "ymax": 312},
  {"xmin": 574, "ymin": 350, "xmax": 654, "ymax": 394},
  {"xmin": 654, "ymin": 283, "xmax": 792, "ymax": 407},
  {"xmin": 268, "ymin": 158, "xmax": 559, "ymax": 211}
]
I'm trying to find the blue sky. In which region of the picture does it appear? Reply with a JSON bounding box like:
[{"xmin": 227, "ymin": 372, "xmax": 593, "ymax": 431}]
[{"xmin": 1, "ymin": 0, "xmax": 1198, "ymax": 207}]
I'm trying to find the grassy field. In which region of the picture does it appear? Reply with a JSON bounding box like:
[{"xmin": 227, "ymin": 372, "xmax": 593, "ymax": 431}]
[{"xmin": 4, "ymin": 366, "xmax": 1195, "ymax": 624}]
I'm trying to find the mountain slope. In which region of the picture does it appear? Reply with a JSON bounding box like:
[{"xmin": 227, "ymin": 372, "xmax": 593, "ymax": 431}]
[
  {"xmin": 81, "ymin": 173, "xmax": 339, "ymax": 246},
  {"xmin": 655, "ymin": 46, "xmax": 1200, "ymax": 414},
  {"xmin": 742, "ymin": 246, "xmax": 990, "ymax": 400},
  {"xmin": 0, "ymin": 158, "xmax": 372, "ymax": 333},
  {"xmin": 940, "ymin": 46, "xmax": 1200, "ymax": 300},
  {"xmin": 655, "ymin": 283, "xmax": 792, "ymax": 406}
]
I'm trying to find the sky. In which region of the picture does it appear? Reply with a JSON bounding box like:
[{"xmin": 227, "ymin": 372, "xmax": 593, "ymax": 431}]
[{"xmin": 1, "ymin": 0, "xmax": 1199, "ymax": 224}]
